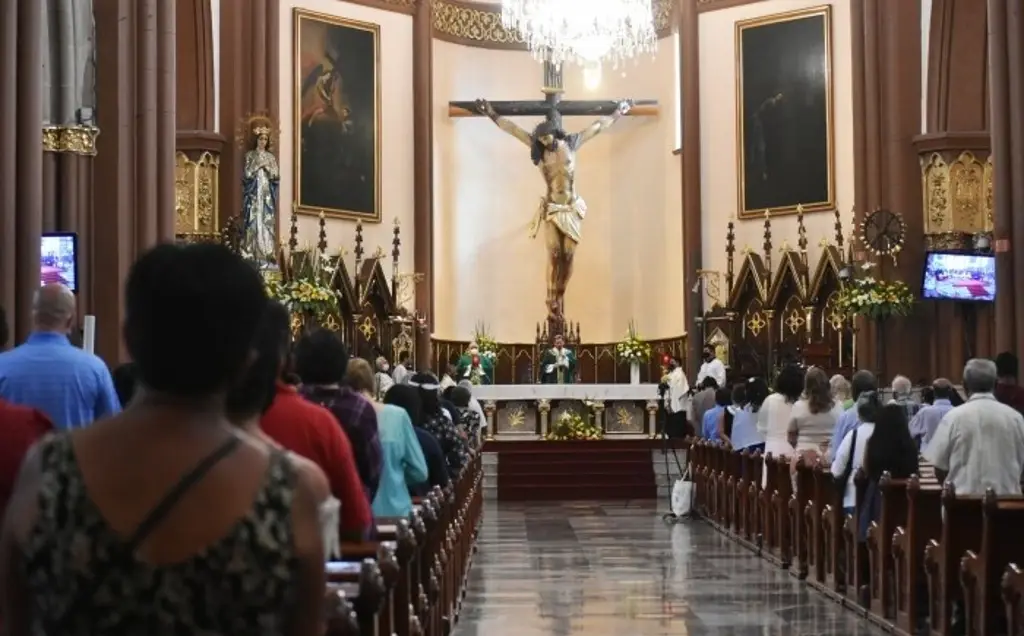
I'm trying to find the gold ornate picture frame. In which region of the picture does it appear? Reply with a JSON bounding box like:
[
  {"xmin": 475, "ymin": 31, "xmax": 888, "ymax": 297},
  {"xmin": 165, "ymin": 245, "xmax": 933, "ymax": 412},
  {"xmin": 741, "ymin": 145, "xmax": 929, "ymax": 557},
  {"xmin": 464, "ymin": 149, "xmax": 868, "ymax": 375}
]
[
  {"xmin": 735, "ymin": 5, "xmax": 835, "ymax": 219},
  {"xmin": 293, "ymin": 9, "xmax": 382, "ymax": 222}
]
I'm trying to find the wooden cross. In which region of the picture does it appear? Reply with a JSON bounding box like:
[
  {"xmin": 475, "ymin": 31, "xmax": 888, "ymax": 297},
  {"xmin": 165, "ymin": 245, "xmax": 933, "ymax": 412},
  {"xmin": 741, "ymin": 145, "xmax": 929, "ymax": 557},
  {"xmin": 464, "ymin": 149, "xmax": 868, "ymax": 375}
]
[{"xmin": 448, "ymin": 60, "xmax": 658, "ymax": 120}]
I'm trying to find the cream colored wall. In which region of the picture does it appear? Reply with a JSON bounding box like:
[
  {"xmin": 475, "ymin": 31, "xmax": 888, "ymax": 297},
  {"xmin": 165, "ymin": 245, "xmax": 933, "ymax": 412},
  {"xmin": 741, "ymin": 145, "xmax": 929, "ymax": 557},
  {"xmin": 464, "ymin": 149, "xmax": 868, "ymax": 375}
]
[
  {"xmin": 698, "ymin": 0, "xmax": 855, "ymax": 306},
  {"xmin": 276, "ymin": 0, "xmax": 415, "ymax": 294},
  {"xmin": 432, "ymin": 41, "xmax": 684, "ymax": 343}
]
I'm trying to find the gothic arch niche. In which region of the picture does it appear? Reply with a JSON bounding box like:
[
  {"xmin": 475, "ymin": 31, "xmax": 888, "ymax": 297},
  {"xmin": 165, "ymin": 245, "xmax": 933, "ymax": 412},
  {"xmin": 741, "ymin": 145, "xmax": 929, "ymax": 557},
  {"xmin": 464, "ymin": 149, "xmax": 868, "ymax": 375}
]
[{"xmin": 728, "ymin": 253, "xmax": 770, "ymax": 377}]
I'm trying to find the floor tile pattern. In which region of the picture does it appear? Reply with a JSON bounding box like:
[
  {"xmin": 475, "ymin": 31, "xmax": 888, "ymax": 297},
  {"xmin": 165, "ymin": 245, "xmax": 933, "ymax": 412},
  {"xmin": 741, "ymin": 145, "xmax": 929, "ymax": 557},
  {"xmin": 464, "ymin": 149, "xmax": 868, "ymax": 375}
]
[{"xmin": 453, "ymin": 500, "xmax": 886, "ymax": 636}]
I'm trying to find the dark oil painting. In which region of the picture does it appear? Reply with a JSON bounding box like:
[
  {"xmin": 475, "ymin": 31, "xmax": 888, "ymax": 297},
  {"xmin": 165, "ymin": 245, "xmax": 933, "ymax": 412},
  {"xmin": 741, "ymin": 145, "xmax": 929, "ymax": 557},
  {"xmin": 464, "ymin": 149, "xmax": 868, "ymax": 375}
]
[
  {"xmin": 294, "ymin": 10, "xmax": 380, "ymax": 221},
  {"xmin": 736, "ymin": 7, "xmax": 833, "ymax": 218}
]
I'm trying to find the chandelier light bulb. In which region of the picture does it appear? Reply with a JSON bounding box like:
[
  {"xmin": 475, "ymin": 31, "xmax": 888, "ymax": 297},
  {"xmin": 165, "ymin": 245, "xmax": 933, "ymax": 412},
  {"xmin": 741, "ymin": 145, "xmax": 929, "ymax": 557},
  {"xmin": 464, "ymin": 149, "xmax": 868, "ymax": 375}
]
[
  {"xmin": 583, "ymin": 64, "xmax": 602, "ymax": 90},
  {"xmin": 501, "ymin": 0, "xmax": 657, "ymax": 69}
]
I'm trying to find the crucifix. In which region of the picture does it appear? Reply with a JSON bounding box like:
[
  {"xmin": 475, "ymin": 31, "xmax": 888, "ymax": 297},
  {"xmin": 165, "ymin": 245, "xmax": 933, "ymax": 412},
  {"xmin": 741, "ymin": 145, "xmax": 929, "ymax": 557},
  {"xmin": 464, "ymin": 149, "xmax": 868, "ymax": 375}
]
[{"xmin": 448, "ymin": 60, "xmax": 659, "ymax": 335}]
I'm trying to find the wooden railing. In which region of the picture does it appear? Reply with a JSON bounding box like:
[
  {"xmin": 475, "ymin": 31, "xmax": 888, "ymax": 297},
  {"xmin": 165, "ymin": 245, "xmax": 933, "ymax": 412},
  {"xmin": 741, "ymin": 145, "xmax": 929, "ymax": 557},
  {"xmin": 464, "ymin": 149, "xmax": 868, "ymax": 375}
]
[
  {"xmin": 688, "ymin": 438, "xmax": 1024, "ymax": 636},
  {"xmin": 324, "ymin": 453, "xmax": 484, "ymax": 636}
]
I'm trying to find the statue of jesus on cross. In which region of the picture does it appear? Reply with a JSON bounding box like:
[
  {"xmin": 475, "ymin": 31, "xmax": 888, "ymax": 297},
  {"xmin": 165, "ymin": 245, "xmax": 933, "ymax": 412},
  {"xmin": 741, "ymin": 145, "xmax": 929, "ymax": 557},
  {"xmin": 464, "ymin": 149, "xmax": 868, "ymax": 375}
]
[{"xmin": 451, "ymin": 61, "xmax": 658, "ymax": 329}]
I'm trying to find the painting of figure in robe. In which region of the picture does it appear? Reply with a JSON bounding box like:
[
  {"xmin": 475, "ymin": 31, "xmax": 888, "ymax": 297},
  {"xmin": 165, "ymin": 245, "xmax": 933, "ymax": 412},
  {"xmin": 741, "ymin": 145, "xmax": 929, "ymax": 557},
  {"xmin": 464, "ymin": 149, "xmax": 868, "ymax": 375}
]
[
  {"xmin": 294, "ymin": 9, "xmax": 380, "ymax": 221},
  {"xmin": 736, "ymin": 6, "xmax": 834, "ymax": 218}
]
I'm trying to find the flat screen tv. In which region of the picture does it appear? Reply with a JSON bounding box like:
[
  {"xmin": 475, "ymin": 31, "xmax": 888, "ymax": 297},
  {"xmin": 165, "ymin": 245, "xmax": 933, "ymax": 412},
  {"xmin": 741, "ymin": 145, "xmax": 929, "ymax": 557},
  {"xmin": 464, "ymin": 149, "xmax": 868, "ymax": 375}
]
[
  {"xmin": 921, "ymin": 251, "xmax": 995, "ymax": 302},
  {"xmin": 40, "ymin": 232, "xmax": 79, "ymax": 293}
]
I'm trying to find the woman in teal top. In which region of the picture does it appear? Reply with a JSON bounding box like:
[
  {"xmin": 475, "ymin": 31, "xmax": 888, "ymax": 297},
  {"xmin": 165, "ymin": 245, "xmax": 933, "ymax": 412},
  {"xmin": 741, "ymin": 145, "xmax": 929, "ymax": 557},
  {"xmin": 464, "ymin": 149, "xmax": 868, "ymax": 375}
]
[
  {"xmin": 346, "ymin": 360, "xmax": 428, "ymax": 517},
  {"xmin": 372, "ymin": 403, "xmax": 429, "ymax": 517}
]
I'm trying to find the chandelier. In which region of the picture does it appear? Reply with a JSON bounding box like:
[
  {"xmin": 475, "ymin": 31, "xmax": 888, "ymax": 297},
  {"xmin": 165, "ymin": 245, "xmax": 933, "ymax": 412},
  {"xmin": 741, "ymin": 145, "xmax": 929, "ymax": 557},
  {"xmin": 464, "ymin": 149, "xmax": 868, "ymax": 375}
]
[{"xmin": 500, "ymin": 0, "xmax": 657, "ymax": 69}]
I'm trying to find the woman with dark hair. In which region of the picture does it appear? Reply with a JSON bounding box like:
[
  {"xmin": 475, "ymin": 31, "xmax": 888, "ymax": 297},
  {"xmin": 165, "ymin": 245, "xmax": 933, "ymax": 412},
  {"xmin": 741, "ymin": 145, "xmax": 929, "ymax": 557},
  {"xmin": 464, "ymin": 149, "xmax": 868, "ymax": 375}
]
[
  {"xmin": 384, "ymin": 385, "xmax": 450, "ymax": 495},
  {"xmin": 293, "ymin": 329, "xmax": 382, "ymax": 500},
  {"xmin": 788, "ymin": 367, "xmax": 844, "ymax": 456},
  {"xmin": 408, "ymin": 372, "xmax": 471, "ymax": 476},
  {"xmin": 830, "ymin": 390, "xmax": 883, "ymax": 514},
  {"xmin": 757, "ymin": 365, "xmax": 805, "ymax": 484},
  {"xmin": 1, "ymin": 244, "xmax": 325, "ymax": 635}
]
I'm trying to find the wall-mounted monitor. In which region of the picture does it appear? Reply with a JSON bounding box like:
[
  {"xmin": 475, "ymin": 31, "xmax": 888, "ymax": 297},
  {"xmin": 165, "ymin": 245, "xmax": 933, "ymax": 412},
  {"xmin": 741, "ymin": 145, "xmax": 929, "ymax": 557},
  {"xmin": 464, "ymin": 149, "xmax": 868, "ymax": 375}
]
[
  {"xmin": 921, "ymin": 251, "xmax": 995, "ymax": 302},
  {"xmin": 40, "ymin": 232, "xmax": 79, "ymax": 293}
]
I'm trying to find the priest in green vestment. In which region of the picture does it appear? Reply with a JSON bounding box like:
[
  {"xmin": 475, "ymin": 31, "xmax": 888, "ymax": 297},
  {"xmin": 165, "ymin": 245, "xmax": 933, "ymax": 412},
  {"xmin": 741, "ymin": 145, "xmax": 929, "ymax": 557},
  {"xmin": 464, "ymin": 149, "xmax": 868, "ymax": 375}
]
[
  {"xmin": 540, "ymin": 334, "xmax": 576, "ymax": 384},
  {"xmin": 456, "ymin": 342, "xmax": 494, "ymax": 385}
]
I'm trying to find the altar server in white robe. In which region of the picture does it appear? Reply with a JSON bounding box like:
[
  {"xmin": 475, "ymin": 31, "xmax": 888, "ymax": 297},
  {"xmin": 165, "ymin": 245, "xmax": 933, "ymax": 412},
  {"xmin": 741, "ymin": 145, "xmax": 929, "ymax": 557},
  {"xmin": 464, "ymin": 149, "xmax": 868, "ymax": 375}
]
[
  {"xmin": 664, "ymin": 356, "xmax": 690, "ymax": 437},
  {"xmin": 696, "ymin": 345, "xmax": 727, "ymax": 389}
]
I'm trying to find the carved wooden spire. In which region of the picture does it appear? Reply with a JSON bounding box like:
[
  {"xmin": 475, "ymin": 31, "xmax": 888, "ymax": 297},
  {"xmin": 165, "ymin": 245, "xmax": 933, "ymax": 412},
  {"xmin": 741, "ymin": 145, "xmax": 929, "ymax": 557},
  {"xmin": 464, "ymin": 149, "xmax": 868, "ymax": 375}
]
[
  {"xmin": 725, "ymin": 215, "xmax": 736, "ymax": 298},
  {"xmin": 317, "ymin": 212, "xmax": 327, "ymax": 255},
  {"xmin": 288, "ymin": 202, "xmax": 299, "ymax": 252},
  {"xmin": 354, "ymin": 221, "xmax": 364, "ymax": 298},
  {"xmin": 835, "ymin": 206, "xmax": 846, "ymax": 251},
  {"xmin": 392, "ymin": 218, "xmax": 401, "ymax": 306},
  {"xmin": 763, "ymin": 209, "xmax": 773, "ymax": 290},
  {"xmin": 796, "ymin": 204, "xmax": 809, "ymax": 290}
]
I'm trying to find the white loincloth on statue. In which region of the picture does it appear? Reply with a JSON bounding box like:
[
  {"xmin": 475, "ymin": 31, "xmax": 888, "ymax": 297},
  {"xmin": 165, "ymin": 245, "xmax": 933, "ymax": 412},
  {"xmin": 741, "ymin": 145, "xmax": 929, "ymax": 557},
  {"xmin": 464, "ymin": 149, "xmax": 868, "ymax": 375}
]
[{"xmin": 530, "ymin": 196, "xmax": 586, "ymax": 243}]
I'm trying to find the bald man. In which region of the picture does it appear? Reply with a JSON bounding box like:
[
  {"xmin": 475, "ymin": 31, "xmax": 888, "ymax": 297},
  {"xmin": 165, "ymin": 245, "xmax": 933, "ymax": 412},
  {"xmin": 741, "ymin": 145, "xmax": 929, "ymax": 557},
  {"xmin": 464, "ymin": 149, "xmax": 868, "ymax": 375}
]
[{"xmin": 0, "ymin": 284, "xmax": 120, "ymax": 428}]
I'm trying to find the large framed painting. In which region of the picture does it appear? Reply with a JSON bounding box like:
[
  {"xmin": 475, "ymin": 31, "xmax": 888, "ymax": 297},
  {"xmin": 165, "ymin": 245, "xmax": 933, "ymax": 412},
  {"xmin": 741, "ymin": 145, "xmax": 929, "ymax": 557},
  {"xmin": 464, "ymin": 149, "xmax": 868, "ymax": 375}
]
[
  {"xmin": 735, "ymin": 6, "xmax": 834, "ymax": 219},
  {"xmin": 293, "ymin": 9, "xmax": 381, "ymax": 222}
]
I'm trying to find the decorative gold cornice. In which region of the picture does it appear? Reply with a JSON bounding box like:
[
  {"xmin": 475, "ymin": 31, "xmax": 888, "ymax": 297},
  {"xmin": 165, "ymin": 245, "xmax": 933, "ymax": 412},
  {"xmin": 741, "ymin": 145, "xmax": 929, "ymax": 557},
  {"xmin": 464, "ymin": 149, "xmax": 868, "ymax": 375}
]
[
  {"xmin": 42, "ymin": 125, "xmax": 99, "ymax": 155},
  {"xmin": 432, "ymin": 0, "xmax": 675, "ymax": 49}
]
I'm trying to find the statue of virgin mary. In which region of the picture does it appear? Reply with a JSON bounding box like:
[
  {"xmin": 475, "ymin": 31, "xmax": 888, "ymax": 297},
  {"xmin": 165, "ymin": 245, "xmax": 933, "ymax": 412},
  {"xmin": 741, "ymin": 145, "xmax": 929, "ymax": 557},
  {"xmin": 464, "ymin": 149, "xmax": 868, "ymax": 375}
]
[{"xmin": 241, "ymin": 123, "xmax": 280, "ymax": 263}]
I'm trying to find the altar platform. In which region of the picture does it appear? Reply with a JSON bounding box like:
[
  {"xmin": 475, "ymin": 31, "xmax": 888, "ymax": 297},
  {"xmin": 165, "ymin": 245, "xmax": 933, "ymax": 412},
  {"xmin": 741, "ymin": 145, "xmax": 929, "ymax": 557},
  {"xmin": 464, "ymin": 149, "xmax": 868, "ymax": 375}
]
[{"xmin": 473, "ymin": 383, "xmax": 664, "ymax": 439}]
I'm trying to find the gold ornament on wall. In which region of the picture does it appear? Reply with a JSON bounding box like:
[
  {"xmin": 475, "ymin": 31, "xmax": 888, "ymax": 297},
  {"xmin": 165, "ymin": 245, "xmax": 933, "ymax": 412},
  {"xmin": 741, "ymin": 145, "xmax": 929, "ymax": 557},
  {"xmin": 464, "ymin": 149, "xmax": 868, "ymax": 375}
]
[
  {"xmin": 921, "ymin": 150, "xmax": 994, "ymax": 236},
  {"xmin": 859, "ymin": 208, "xmax": 906, "ymax": 261},
  {"xmin": 42, "ymin": 125, "xmax": 99, "ymax": 155},
  {"xmin": 174, "ymin": 151, "xmax": 221, "ymax": 237}
]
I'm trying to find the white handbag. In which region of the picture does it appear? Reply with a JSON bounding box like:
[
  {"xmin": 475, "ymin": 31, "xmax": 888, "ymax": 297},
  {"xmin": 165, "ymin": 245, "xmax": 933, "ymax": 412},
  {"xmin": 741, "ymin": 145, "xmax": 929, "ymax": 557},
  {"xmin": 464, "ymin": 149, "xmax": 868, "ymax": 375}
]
[
  {"xmin": 671, "ymin": 470, "xmax": 694, "ymax": 518},
  {"xmin": 319, "ymin": 497, "xmax": 341, "ymax": 559}
]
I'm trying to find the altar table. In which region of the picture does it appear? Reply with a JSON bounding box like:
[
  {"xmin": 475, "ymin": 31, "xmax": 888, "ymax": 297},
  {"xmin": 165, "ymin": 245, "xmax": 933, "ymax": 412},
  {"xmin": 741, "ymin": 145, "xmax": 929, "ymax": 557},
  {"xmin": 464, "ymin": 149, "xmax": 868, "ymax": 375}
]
[{"xmin": 471, "ymin": 383, "xmax": 664, "ymax": 439}]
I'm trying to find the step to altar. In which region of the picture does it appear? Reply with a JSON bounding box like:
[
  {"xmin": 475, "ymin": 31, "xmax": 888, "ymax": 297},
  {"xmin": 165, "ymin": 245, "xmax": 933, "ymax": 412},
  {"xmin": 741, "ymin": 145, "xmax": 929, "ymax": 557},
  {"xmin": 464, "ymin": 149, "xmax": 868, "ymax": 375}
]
[{"xmin": 482, "ymin": 439, "xmax": 688, "ymax": 502}]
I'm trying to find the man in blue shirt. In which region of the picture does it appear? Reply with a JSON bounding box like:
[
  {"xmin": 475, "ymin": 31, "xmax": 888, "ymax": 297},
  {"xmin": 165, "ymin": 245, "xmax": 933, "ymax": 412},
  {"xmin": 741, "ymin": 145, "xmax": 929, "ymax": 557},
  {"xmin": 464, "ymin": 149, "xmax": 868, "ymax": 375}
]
[
  {"xmin": 827, "ymin": 369, "xmax": 876, "ymax": 461},
  {"xmin": 909, "ymin": 378, "xmax": 956, "ymax": 451},
  {"xmin": 701, "ymin": 388, "xmax": 731, "ymax": 441},
  {"xmin": 0, "ymin": 284, "xmax": 120, "ymax": 428}
]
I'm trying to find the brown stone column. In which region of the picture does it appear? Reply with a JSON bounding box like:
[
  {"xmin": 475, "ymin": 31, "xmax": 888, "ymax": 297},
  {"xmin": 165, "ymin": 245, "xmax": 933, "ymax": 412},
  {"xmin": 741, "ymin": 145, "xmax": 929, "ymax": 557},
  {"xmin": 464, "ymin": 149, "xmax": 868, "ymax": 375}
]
[
  {"xmin": 680, "ymin": 0, "xmax": 702, "ymax": 377},
  {"xmin": 413, "ymin": 0, "xmax": 434, "ymax": 369},
  {"xmin": 0, "ymin": 0, "xmax": 16, "ymax": 336},
  {"xmin": 851, "ymin": 0, "xmax": 923, "ymax": 382},
  {"xmin": 157, "ymin": 0, "xmax": 177, "ymax": 241},
  {"xmin": 92, "ymin": 0, "xmax": 176, "ymax": 363},
  {"xmin": 914, "ymin": 0, "xmax": 992, "ymax": 378},
  {"xmin": 14, "ymin": 0, "xmax": 43, "ymax": 343},
  {"xmin": 990, "ymin": 0, "xmax": 1015, "ymax": 354},
  {"xmin": 1005, "ymin": 0, "xmax": 1024, "ymax": 354}
]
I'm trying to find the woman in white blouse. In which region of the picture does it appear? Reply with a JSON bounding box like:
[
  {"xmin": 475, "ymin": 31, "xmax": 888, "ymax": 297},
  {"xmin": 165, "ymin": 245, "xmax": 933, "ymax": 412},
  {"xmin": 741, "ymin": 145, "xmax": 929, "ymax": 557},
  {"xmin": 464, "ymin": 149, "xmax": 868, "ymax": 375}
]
[
  {"xmin": 757, "ymin": 365, "xmax": 805, "ymax": 485},
  {"xmin": 829, "ymin": 391, "xmax": 882, "ymax": 513}
]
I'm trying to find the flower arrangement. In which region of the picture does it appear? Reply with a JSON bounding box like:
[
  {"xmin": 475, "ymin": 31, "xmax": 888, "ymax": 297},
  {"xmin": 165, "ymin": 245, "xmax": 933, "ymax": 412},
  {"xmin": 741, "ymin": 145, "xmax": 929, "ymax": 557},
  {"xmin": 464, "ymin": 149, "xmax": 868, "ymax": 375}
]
[
  {"xmin": 266, "ymin": 277, "xmax": 338, "ymax": 318},
  {"xmin": 836, "ymin": 262, "xmax": 916, "ymax": 321},
  {"xmin": 545, "ymin": 405, "xmax": 604, "ymax": 441},
  {"xmin": 615, "ymin": 320, "xmax": 652, "ymax": 363},
  {"xmin": 472, "ymin": 322, "xmax": 499, "ymax": 361}
]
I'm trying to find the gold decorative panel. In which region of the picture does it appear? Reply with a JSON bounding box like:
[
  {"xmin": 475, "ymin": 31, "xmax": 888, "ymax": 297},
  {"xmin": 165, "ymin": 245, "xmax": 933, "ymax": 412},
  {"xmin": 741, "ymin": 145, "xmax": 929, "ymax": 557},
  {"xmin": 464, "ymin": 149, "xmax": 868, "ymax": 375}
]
[
  {"xmin": 174, "ymin": 150, "xmax": 220, "ymax": 237},
  {"xmin": 921, "ymin": 150, "xmax": 993, "ymax": 235},
  {"xmin": 42, "ymin": 125, "xmax": 99, "ymax": 155}
]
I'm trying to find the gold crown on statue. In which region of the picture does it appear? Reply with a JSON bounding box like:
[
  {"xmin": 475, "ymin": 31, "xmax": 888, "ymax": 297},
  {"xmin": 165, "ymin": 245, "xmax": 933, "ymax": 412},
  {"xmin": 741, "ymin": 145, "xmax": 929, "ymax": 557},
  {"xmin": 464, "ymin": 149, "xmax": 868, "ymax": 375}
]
[{"xmin": 253, "ymin": 124, "xmax": 271, "ymax": 136}]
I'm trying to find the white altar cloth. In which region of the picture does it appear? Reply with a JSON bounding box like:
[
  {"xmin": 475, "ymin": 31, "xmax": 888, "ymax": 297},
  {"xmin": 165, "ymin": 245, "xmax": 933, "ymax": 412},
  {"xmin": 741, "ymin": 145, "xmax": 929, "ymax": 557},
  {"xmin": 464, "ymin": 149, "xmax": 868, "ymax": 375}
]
[{"xmin": 472, "ymin": 384, "xmax": 660, "ymax": 402}]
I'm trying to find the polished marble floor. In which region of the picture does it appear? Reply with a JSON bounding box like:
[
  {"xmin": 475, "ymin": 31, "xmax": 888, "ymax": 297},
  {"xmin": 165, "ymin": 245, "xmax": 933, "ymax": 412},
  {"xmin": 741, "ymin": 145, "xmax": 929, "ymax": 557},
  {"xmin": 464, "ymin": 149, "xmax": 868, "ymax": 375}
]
[{"xmin": 453, "ymin": 500, "xmax": 887, "ymax": 636}]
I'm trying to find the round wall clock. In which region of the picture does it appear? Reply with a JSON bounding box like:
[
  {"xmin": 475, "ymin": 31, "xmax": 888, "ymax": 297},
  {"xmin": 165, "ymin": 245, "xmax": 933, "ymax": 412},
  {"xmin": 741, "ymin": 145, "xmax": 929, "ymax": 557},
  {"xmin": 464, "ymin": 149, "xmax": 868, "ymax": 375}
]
[{"xmin": 860, "ymin": 209, "xmax": 907, "ymax": 257}]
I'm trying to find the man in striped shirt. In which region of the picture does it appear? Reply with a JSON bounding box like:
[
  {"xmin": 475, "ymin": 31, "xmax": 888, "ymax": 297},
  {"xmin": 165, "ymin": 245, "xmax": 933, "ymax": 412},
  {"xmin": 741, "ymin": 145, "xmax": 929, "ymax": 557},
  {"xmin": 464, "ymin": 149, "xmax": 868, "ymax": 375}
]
[{"xmin": 0, "ymin": 284, "xmax": 120, "ymax": 428}]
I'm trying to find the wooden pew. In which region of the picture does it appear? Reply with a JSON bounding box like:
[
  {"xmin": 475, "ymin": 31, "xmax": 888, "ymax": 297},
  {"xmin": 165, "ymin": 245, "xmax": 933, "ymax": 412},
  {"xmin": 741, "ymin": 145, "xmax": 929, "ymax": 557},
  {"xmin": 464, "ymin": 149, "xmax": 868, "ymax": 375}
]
[
  {"xmin": 960, "ymin": 490, "xmax": 1024, "ymax": 635},
  {"xmin": 924, "ymin": 485, "xmax": 986, "ymax": 636},
  {"xmin": 328, "ymin": 451, "xmax": 485, "ymax": 636},
  {"xmin": 773, "ymin": 456, "xmax": 793, "ymax": 568},
  {"xmin": 759, "ymin": 453, "xmax": 781, "ymax": 554},
  {"xmin": 806, "ymin": 462, "xmax": 833, "ymax": 586},
  {"xmin": 843, "ymin": 471, "xmax": 870, "ymax": 608},
  {"xmin": 325, "ymin": 586, "xmax": 362, "ymax": 636},
  {"xmin": 790, "ymin": 456, "xmax": 815, "ymax": 579},
  {"xmin": 1001, "ymin": 564, "xmax": 1024, "ymax": 635},
  {"xmin": 892, "ymin": 475, "xmax": 943, "ymax": 636},
  {"xmin": 866, "ymin": 472, "xmax": 911, "ymax": 621}
]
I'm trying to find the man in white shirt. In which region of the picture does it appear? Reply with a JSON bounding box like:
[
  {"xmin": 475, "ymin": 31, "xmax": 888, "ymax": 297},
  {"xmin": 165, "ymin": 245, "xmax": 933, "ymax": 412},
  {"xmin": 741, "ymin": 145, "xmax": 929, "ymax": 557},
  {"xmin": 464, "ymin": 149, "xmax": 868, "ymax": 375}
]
[
  {"xmin": 392, "ymin": 350, "xmax": 411, "ymax": 385},
  {"xmin": 925, "ymin": 358, "xmax": 1024, "ymax": 496},
  {"xmin": 663, "ymin": 356, "xmax": 690, "ymax": 437},
  {"xmin": 695, "ymin": 345, "xmax": 727, "ymax": 390}
]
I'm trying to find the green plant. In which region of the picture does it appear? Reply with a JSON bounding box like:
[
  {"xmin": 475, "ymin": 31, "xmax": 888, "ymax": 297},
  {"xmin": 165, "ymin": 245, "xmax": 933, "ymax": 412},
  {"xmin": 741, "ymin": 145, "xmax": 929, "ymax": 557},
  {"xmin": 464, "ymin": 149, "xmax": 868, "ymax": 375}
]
[
  {"xmin": 545, "ymin": 404, "xmax": 604, "ymax": 441},
  {"xmin": 836, "ymin": 263, "xmax": 915, "ymax": 321},
  {"xmin": 615, "ymin": 320, "xmax": 651, "ymax": 363}
]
